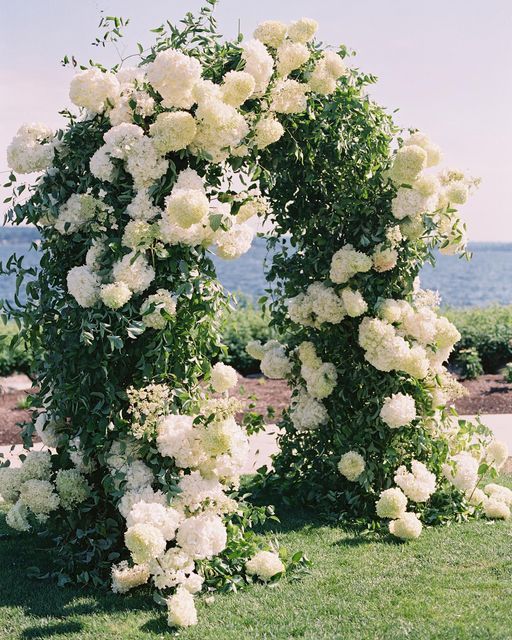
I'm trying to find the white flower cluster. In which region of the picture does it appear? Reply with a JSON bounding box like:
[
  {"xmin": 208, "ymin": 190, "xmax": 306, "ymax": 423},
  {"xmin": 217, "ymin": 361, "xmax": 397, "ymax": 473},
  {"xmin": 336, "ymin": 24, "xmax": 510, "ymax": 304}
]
[
  {"xmin": 338, "ymin": 451, "xmax": 365, "ymax": 482},
  {"xmin": 126, "ymin": 383, "xmax": 171, "ymax": 440},
  {"xmin": 210, "ymin": 362, "xmax": 238, "ymax": 393},
  {"xmin": 394, "ymin": 460, "xmax": 436, "ymax": 502},
  {"xmin": 247, "ymin": 339, "xmax": 292, "ymax": 380},
  {"xmin": 376, "ymin": 487, "xmax": 423, "ymax": 541},
  {"xmin": 380, "ymin": 393, "xmax": 416, "ymax": 429},
  {"xmin": 7, "ymin": 123, "xmax": 56, "ymax": 174},
  {"xmin": 389, "ymin": 133, "xmax": 476, "ymax": 255},
  {"xmin": 287, "ymin": 281, "xmax": 366, "ymax": 328},
  {"xmin": 245, "ymin": 550, "xmax": 285, "ymax": 581},
  {"xmin": 289, "ymin": 388, "xmax": 329, "ymax": 432},
  {"xmin": 297, "ymin": 341, "xmax": 337, "ymax": 399},
  {"xmin": 330, "ymin": 244, "xmax": 372, "ymax": 284}
]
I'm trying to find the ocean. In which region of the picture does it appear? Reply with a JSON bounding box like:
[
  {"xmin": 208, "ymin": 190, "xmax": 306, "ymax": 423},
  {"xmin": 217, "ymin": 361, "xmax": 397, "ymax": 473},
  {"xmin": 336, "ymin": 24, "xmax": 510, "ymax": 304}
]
[{"xmin": 1, "ymin": 228, "xmax": 511, "ymax": 308}]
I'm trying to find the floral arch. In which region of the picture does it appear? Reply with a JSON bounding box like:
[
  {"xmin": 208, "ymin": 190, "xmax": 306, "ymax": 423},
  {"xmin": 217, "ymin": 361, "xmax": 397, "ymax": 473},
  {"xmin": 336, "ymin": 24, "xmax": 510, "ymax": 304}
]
[{"xmin": 0, "ymin": 3, "xmax": 510, "ymax": 630}]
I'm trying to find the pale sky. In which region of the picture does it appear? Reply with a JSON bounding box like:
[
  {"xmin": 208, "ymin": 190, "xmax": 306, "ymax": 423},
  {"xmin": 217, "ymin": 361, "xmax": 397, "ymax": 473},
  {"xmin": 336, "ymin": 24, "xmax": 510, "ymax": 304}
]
[{"xmin": 1, "ymin": 0, "xmax": 511, "ymax": 241}]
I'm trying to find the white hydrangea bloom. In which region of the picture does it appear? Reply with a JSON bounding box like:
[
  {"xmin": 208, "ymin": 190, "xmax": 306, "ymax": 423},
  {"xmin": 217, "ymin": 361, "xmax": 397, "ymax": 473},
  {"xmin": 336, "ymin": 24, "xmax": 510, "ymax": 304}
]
[
  {"xmin": 157, "ymin": 415, "xmax": 204, "ymax": 469},
  {"xmin": 215, "ymin": 222, "xmax": 254, "ymax": 260},
  {"xmin": 288, "ymin": 282, "xmax": 346, "ymax": 327},
  {"xmin": 253, "ymin": 20, "xmax": 287, "ymax": 48},
  {"xmin": 259, "ymin": 340, "xmax": 292, "ymax": 379},
  {"xmin": 376, "ymin": 487, "xmax": 407, "ymax": 519},
  {"xmin": 290, "ymin": 389, "xmax": 329, "ymax": 432},
  {"xmin": 167, "ymin": 586, "xmax": 198, "ymax": 628},
  {"xmin": 210, "ymin": 362, "xmax": 238, "ymax": 392},
  {"xmin": 124, "ymin": 522, "xmax": 166, "ymax": 564},
  {"xmin": 126, "ymin": 190, "xmax": 161, "ymax": 221},
  {"xmin": 124, "ymin": 460, "xmax": 154, "ymax": 492},
  {"xmin": 389, "ymin": 512, "xmax": 423, "ymax": 540},
  {"xmin": 103, "ymin": 123, "xmax": 144, "ymax": 159},
  {"xmin": 118, "ymin": 486, "xmax": 166, "ymax": 519},
  {"xmin": 7, "ymin": 123, "xmax": 56, "ymax": 174},
  {"xmin": 484, "ymin": 484, "xmax": 512, "ymax": 506},
  {"xmin": 394, "ymin": 461, "xmax": 436, "ymax": 502},
  {"xmin": 287, "ymin": 17, "xmax": 318, "ymax": 43},
  {"xmin": 122, "ymin": 219, "xmax": 154, "ymax": 249},
  {"xmin": 380, "ymin": 393, "xmax": 417, "ymax": 429},
  {"xmin": 340, "ymin": 288, "xmax": 367, "ymax": 317},
  {"xmin": 254, "ymin": 115, "xmax": 285, "ymax": 149},
  {"xmin": 483, "ymin": 499, "xmax": 510, "ymax": 520},
  {"xmin": 125, "ymin": 137, "xmax": 168, "ymax": 190},
  {"xmin": 176, "ymin": 512, "xmax": 227, "ymax": 559},
  {"xmin": 330, "ymin": 244, "xmax": 372, "ymax": 284},
  {"xmin": 69, "ymin": 68, "xmax": 120, "ymax": 113},
  {"xmin": 389, "ymin": 145, "xmax": 427, "ymax": 185},
  {"xmin": 270, "ymin": 79, "xmax": 308, "ymax": 114},
  {"xmin": 391, "ymin": 187, "xmax": 436, "ymax": 221},
  {"xmin": 127, "ymin": 501, "xmax": 183, "ymax": 541},
  {"xmin": 221, "ymin": 70, "xmax": 255, "ymax": 106},
  {"xmin": 67, "ymin": 265, "xmax": 101, "ymax": 308},
  {"xmin": 276, "ymin": 42, "xmax": 310, "ymax": 76},
  {"xmin": 372, "ymin": 245, "xmax": 398, "ymax": 273},
  {"xmin": 20, "ymin": 479, "xmax": 60, "ymax": 517},
  {"xmin": 141, "ymin": 289, "xmax": 177, "ymax": 329},
  {"xmin": 175, "ymin": 471, "xmax": 226, "ymax": 513},
  {"xmin": 55, "ymin": 193, "xmax": 101, "ymax": 235},
  {"xmin": 246, "ymin": 550, "xmax": 285, "ymax": 581},
  {"xmin": 484, "ymin": 440, "xmax": 508, "ymax": 470},
  {"xmin": 100, "ymin": 282, "xmax": 133, "ymax": 310},
  {"xmin": 241, "ymin": 39, "xmax": 274, "ymax": 96},
  {"xmin": 165, "ymin": 188, "xmax": 210, "ymax": 229},
  {"xmin": 112, "ymin": 252, "xmax": 155, "ymax": 294},
  {"xmin": 442, "ymin": 452, "xmax": 479, "ymax": 493},
  {"xmin": 301, "ymin": 361, "xmax": 337, "ymax": 399},
  {"xmin": 90, "ymin": 146, "xmax": 115, "ymax": 182},
  {"xmin": 149, "ymin": 111, "xmax": 197, "ymax": 154},
  {"xmin": 246, "ymin": 340, "xmax": 266, "ymax": 360},
  {"xmin": 34, "ymin": 412, "xmax": 61, "ymax": 448},
  {"xmin": 55, "ymin": 469, "xmax": 90, "ymax": 509},
  {"xmin": 5, "ymin": 500, "xmax": 31, "ymax": 531},
  {"xmin": 111, "ymin": 560, "xmax": 150, "ymax": 594},
  {"xmin": 338, "ymin": 451, "xmax": 365, "ymax": 481},
  {"xmin": 235, "ymin": 194, "xmax": 269, "ymax": 223},
  {"xmin": 0, "ymin": 467, "xmax": 22, "ymax": 503},
  {"xmin": 146, "ymin": 49, "xmax": 202, "ymax": 109},
  {"xmin": 404, "ymin": 132, "xmax": 442, "ymax": 168},
  {"xmin": 19, "ymin": 450, "xmax": 53, "ymax": 482}
]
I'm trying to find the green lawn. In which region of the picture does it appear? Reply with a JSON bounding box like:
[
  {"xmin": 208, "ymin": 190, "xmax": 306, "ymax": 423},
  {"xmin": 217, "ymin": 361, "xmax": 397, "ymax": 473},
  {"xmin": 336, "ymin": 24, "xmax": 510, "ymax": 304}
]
[{"xmin": 1, "ymin": 478, "xmax": 511, "ymax": 640}]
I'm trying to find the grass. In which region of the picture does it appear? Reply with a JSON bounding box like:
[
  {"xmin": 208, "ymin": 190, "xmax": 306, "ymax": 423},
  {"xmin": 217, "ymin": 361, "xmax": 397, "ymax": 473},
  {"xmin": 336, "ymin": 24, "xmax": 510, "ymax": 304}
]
[{"xmin": 1, "ymin": 478, "xmax": 511, "ymax": 640}]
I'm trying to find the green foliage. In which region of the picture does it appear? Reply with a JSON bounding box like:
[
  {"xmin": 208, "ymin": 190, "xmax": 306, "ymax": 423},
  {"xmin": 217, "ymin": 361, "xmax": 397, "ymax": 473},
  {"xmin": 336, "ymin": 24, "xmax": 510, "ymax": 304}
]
[
  {"xmin": 445, "ymin": 305, "xmax": 512, "ymax": 373},
  {"xmin": 218, "ymin": 295, "xmax": 278, "ymax": 374},
  {"xmin": 504, "ymin": 362, "xmax": 512, "ymax": 383},
  {"xmin": 0, "ymin": 322, "xmax": 33, "ymax": 376},
  {"xmin": 454, "ymin": 347, "xmax": 483, "ymax": 380}
]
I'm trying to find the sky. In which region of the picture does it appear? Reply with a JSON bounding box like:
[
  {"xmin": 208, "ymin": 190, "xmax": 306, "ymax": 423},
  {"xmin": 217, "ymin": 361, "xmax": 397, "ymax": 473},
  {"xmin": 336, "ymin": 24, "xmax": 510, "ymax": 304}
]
[{"xmin": 1, "ymin": 0, "xmax": 511, "ymax": 241}]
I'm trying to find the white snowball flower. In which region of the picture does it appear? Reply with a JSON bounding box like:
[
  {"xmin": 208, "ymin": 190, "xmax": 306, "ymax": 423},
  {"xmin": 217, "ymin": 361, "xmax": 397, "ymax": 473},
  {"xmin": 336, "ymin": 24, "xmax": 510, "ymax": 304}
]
[
  {"xmin": 7, "ymin": 123, "xmax": 56, "ymax": 174},
  {"xmin": 270, "ymin": 79, "xmax": 308, "ymax": 114},
  {"xmin": 338, "ymin": 451, "xmax": 365, "ymax": 481},
  {"xmin": 156, "ymin": 415, "xmax": 204, "ymax": 469},
  {"xmin": 112, "ymin": 252, "xmax": 155, "ymax": 294},
  {"xmin": 167, "ymin": 586, "xmax": 198, "ymax": 628},
  {"xmin": 124, "ymin": 522, "xmax": 166, "ymax": 564},
  {"xmin": 215, "ymin": 222, "xmax": 254, "ymax": 260},
  {"xmin": 253, "ymin": 20, "xmax": 287, "ymax": 48},
  {"xmin": 55, "ymin": 193, "xmax": 101, "ymax": 235},
  {"xmin": 254, "ymin": 115, "xmax": 285, "ymax": 149},
  {"xmin": 149, "ymin": 111, "xmax": 197, "ymax": 154},
  {"xmin": 380, "ymin": 393, "xmax": 417, "ymax": 429},
  {"xmin": 146, "ymin": 49, "xmax": 202, "ymax": 108},
  {"xmin": 483, "ymin": 498, "xmax": 510, "ymax": 520},
  {"xmin": 69, "ymin": 68, "xmax": 120, "ymax": 113},
  {"xmin": 340, "ymin": 288, "xmax": 367, "ymax": 317},
  {"xmin": 330, "ymin": 244, "xmax": 372, "ymax": 284},
  {"xmin": 389, "ymin": 145, "xmax": 427, "ymax": 185},
  {"xmin": 372, "ymin": 245, "xmax": 398, "ymax": 273},
  {"xmin": 118, "ymin": 486, "xmax": 166, "ymax": 519},
  {"xmin": 67, "ymin": 265, "xmax": 101, "ymax": 308},
  {"xmin": 126, "ymin": 190, "xmax": 161, "ymax": 221},
  {"xmin": 484, "ymin": 440, "xmax": 508, "ymax": 470},
  {"xmin": 259, "ymin": 341, "xmax": 292, "ymax": 379},
  {"xmin": 165, "ymin": 189, "xmax": 210, "ymax": 229},
  {"xmin": 404, "ymin": 132, "xmax": 442, "ymax": 168},
  {"xmin": 394, "ymin": 461, "xmax": 436, "ymax": 502},
  {"xmin": 100, "ymin": 282, "xmax": 133, "ymax": 310},
  {"xmin": 127, "ymin": 501, "xmax": 183, "ymax": 541},
  {"xmin": 287, "ymin": 17, "xmax": 318, "ymax": 43},
  {"xmin": 210, "ymin": 362, "xmax": 238, "ymax": 393},
  {"xmin": 90, "ymin": 146, "xmax": 114, "ymax": 182},
  {"xmin": 141, "ymin": 289, "xmax": 177, "ymax": 329},
  {"xmin": 389, "ymin": 512, "xmax": 423, "ymax": 540},
  {"xmin": 290, "ymin": 390, "xmax": 329, "ymax": 432},
  {"xmin": 111, "ymin": 560, "xmax": 150, "ymax": 594},
  {"xmin": 124, "ymin": 460, "xmax": 154, "ymax": 492},
  {"xmin": 276, "ymin": 42, "xmax": 310, "ymax": 76},
  {"xmin": 376, "ymin": 487, "xmax": 407, "ymax": 519},
  {"xmin": 5, "ymin": 500, "xmax": 30, "ymax": 532},
  {"xmin": 246, "ymin": 550, "xmax": 285, "ymax": 581},
  {"xmin": 125, "ymin": 137, "xmax": 168, "ymax": 189},
  {"xmin": 176, "ymin": 513, "xmax": 227, "ymax": 559},
  {"xmin": 241, "ymin": 39, "xmax": 274, "ymax": 96},
  {"xmin": 484, "ymin": 484, "xmax": 512, "ymax": 506},
  {"xmin": 19, "ymin": 450, "xmax": 52, "ymax": 482},
  {"xmin": 442, "ymin": 452, "xmax": 479, "ymax": 493},
  {"xmin": 391, "ymin": 187, "xmax": 435, "ymax": 221},
  {"xmin": 55, "ymin": 469, "xmax": 90, "ymax": 509},
  {"xmin": 221, "ymin": 70, "xmax": 256, "ymax": 106},
  {"xmin": 103, "ymin": 123, "xmax": 144, "ymax": 159},
  {"xmin": 19, "ymin": 479, "xmax": 60, "ymax": 517}
]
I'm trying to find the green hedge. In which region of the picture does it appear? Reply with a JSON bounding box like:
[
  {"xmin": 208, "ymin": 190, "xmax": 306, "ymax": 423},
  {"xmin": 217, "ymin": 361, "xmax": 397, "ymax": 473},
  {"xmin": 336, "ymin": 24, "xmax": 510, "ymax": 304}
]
[
  {"xmin": 0, "ymin": 322, "xmax": 33, "ymax": 377},
  {"xmin": 445, "ymin": 305, "xmax": 512, "ymax": 375}
]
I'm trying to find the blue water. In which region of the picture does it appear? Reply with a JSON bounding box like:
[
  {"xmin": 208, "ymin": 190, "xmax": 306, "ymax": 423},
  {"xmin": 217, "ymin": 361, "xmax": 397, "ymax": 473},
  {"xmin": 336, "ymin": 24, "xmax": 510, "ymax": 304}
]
[{"xmin": 0, "ymin": 228, "xmax": 511, "ymax": 308}]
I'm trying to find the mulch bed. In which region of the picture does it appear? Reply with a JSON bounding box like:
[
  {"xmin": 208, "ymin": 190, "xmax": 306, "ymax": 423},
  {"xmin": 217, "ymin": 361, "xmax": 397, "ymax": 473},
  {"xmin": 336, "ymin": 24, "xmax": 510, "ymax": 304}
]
[{"xmin": 0, "ymin": 373, "xmax": 511, "ymax": 446}]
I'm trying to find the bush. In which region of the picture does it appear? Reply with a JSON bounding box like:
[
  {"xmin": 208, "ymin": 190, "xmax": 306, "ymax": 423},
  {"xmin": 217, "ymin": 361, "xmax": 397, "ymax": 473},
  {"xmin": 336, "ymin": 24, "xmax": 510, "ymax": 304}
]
[
  {"xmin": 503, "ymin": 363, "xmax": 512, "ymax": 383},
  {"xmin": 219, "ymin": 295, "xmax": 277, "ymax": 375},
  {"xmin": 445, "ymin": 305, "xmax": 512, "ymax": 373},
  {"xmin": 455, "ymin": 347, "xmax": 483, "ymax": 380},
  {"xmin": 0, "ymin": 322, "xmax": 33, "ymax": 376}
]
